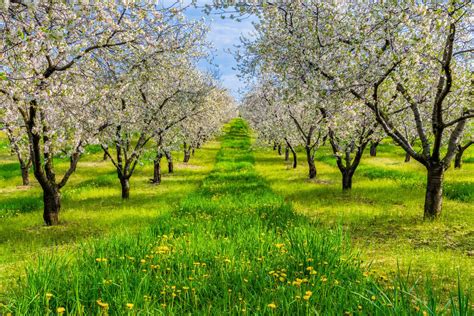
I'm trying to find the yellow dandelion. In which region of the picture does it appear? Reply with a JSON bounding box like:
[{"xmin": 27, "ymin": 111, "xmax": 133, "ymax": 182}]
[
  {"xmin": 267, "ymin": 303, "xmax": 277, "ymax": 309},
  {"xmin": 46, "ymin": 293, "xmax": 54, "ymax": 300},
  {"xmin": 126, "ymin": 303, "xmax": 134, "ymax": 310},
  {"xmin": 96, "ymin": 299, "xmax": 109, "ymax": 309},
  {"xmin": 183, "ymin": 286, "xmax": 190, "ymax": 291},
  {"xmin": 371, "ymin": 295, "xmax": 376, "ymax": 301},
  {"xmin": 57, "ymin": 307, "xmax": 66, "ymax": 314},
  {"xmin": 275, "ymin": 243, "xmax": 285, "ymax": 249}
]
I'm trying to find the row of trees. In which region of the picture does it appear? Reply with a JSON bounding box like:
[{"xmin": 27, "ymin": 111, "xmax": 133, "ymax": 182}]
[
  {"xmin": 238, "ymin": 1, "xmax": 473, "ymax": 219},
  {"xmin": 0, "ymin": 1, "xmax": 235, "ymax": 225}
]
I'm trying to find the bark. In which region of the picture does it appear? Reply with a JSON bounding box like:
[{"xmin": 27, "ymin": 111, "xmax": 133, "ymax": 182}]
[
  {"xmin": 285, "ymin": 139, "xmax": 297, "ymax": 169},
  {"xmin": 183, "ymin": 142, "xmax": 191, "ymax": 163},
  {"xmin": 342, "ymin": 171, "xmax": 353, "ymax": 190},
  {"xmin": 151, "ymin": 153, "xmax": 162, "ymax": 184},
  {"xmin": 43, "ymin": 187, "xmax": 60, "ymax": 226},
  {"xmin": 165, "ymin": 150, "xmax": 174, "ymax": 173},
  {"xmin": 454, "ymin": 142, "xmax": 473, "ymax": 169},
  {"xmin": 424, "ymin": 165, "xmax": 444, "ymax": 220},
  {"xmin": 273, "ymin": 142, "xmax": 277, "ymax": 151},
  {"xmin": 103, "ymin": 151, "xmax": 108, "ymax": 161},
  {"xmin": 20, "ymin": 165, "xmax": 30, "ymax": 186},
  {"xmin": 292, "ymin": 150, "xmax": 297, "ymax": 169},
  {"xmin": 120, "ymin": 176, "xmax": 130, "ymax": 199},
  {"xmin": 369, "ymin": 142, "xmax": 379, "ymax": 157},
  {"xmin": 277, "ymin": 144, "xmax": 282, "ymax": 155},
  {"xmin": 285, "ymin": 147, "xmax": 290, "ymax": 161},
  {"xmin": 305, "ymin": 146, "xmax": 317, "ymax": 179},
  {"xmin": 454, "ymin": 151, "xmax": 462, "ymax": 168},
  {"xmin": 405, "ymin": 152, "xmax": 411, "ymax": 162},
  {"xmin": 183, "ymin": 150, "xmax": 191, "ymax": 163}
]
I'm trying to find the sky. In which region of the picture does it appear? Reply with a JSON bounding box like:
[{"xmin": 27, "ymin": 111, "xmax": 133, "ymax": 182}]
[{"xmin": 163, "ymin": 1, "xmax": 257, "ymax": 100}]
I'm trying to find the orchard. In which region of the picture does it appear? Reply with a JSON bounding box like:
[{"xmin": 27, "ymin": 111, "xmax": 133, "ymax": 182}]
[{"xmin": 0, "ymin": 1, "xmax": 472, "ymax": 315}]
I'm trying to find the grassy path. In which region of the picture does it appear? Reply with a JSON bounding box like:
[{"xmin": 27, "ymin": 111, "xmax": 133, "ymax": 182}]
[{"xmin": 4, "ymin": 119, "xmax": 470, "ymax": 315}]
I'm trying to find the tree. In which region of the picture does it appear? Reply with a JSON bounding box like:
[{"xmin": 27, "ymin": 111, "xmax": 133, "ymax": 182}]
[
  {"xmin": 0, "ymin": 103, "xmax": 31, "ymax": 185},
  {"xmin": 454, "ymin": 122, "xmax": 473, "ymax": 169},
  {"xmin": 0, "ymin": 1, "xmax": 190, "ymax": 224},
  {"xmin": 241, "ymin": 1, "xmax": 472, "ymax": 218}
]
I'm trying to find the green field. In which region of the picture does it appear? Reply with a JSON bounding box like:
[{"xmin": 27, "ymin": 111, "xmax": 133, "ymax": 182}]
[{"xmin": 0, "ymin": 120, "xmax": 473, "ymax": 315}]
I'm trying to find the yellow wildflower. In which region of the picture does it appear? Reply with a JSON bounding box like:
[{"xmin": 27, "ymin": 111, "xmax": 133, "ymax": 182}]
[
  {"xmin": 371, "ymin": 295, "xmax": 376, "ymax": 301},
  {"xmin": 126, "ymin": 303, "xmax": 134, "ymax": 310},
  {"xmin": 96, "ymin": 299, "xmax": 109, "ymax": 309},
  {"xmin": 267, "ymin": 303, "xmax": 277, "ymax": 309},
  {"xmin": 57, "ymin": 307, "xmax": 66, "ymax": 314},
  {"xmin": 46, "ymin": 293, "xmax": 54, "ymax": 300}
]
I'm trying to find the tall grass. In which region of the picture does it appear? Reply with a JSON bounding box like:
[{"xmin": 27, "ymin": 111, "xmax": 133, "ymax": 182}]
[{"xmin": 2, "ymin": 120, "xmax": 471, "ymax": 315}]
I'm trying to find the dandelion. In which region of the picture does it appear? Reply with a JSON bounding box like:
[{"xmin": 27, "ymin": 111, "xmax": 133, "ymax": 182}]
[
  {"xmin": 267, "ymin": 303, "xmax": 277, "ymax": 309},
  {"xmin": 126, "ymin": 303, "xmax": 134, "ymax": 310},
  {"xmin": 57, "ymin": 307, "xmax": 66, "ymax": 315},
  {"xmin": 358, "ymin": 305, "xmax": 363, "ymax": 310},
  {"xmin": 183, "ymin": 286, "xmax": 190, "ymax": 291},
  {"xmin": 46, "ymin": 293, "xmax": 54, "ymax": 300},
  {"xmin": 303, "ymin": 290, "xmax": 312, "ymax": 301},
  {"xmin": 96, "ymin": 299, "xmax": 109, "ymax": 309},
  {"xmin": 371, "ymin": 295, "xmax": 376, "ymax": 301},
  {"xmin": 275, "ymin": 243, "xmax": 285, "ymax": 249}
]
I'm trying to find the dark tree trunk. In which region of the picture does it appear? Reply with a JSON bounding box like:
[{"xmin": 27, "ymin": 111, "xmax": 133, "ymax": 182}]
[
  {"xmin": 120, "ymin": 177, "xmax": 130, "ymax": 199},
  {"xmin": 342, "ymin": 171, "xmax": 353, "ymax": 190},
  {"xmin": 183, "ymin": 150, "xmax": 191, "ymax": 163},
  {"xmin": 305, "ymin": 146, "xmax": 317, "ymax": 179},
  {"xmin": 454, "ymin": 150, "xmax": 462, "ymax": 169},
  {"xmin": 43, "ymin": 187, "xmax": 60, "ymax": 226},
  {"xmin": 369, "ymin": 142, "xmax": 379, "ymax": 157},
  {"xmin": 20, "ymin": 165, "xmax": 30, "ymax": 186},
  {"xmin": 405, "ymin": 152, "xmax": 411, "ymax": 162},
  {"xmin": 424, "ymin": 165, "xmax": 444, "ymax": 220},
  {"xmin": 151, "ymin": 154, "xmax": 162, "ymax": 184},
  {"xmin": 183, "ymin": 142, "xmax": 191, "ymax": 163},
  {"xmin": 192, "ymin": 148, "xmax": 195, "ymax": 156},
  {"xmin": 165, "ymin": 151, "xmax": 174, "ymax": 173},
  {"xmin": 103, "ymin": 151, "xmax": 108, "ymax": 161},
  {"xmin": 278, "ymin": 144, "xmax": 282, "ymax": 155},
  {"xmin": 273, "ymin": 142, "xmax": 277, "ymax": 151},
  {"xmin": 285, "ymin": 147, "xmax": 290, "ymax": 161},
  {"xmin": 292, "ymin": 150, "xmax": 297, "ymax": 169}
]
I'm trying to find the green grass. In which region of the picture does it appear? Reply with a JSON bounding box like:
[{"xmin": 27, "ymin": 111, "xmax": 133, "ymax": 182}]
[
  {"xmin": 255, "ymin": 139, "xmax": 474, "ymax": 302},
  {"xmin": 0, "ymin": 133, "xmax": 219, "ymax": 295},
  {"xmin": 1, "ymin": 120, "xmax": 472, "ymax": 315}
]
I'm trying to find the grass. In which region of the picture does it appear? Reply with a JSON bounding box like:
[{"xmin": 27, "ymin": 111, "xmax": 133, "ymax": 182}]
[
  {"xmin": 254, "ymin": 138, "xmax": 474, "ymax": 301},
  {"xmin": 1, "ymin": 120, "xmax": 472, "ymax": 315},
  {"xmin": 0, "ymin": 133, "xmax": 219, "ymax": 295}
]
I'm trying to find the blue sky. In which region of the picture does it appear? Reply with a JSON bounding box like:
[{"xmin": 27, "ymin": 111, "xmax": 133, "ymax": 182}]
[{"xmin": 162, "ymin": 1, "xmax": 257, "ymax": 100}]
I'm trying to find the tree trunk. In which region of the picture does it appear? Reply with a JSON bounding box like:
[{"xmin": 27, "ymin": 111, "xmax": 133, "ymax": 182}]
[
  {"xmin": 278, "ymin": 144, "xmax": 282, "ymax": 155},
  {"xmin": 183, "ymin": 150, "xmax": 191, "ymax": 163},
  {"xmin": 454, "ymin": 150, "xmax": 462, "ymax": 169},
  {"xmin": 192, "ymin": 148, "xmax": 195, "ymax": 156},
  {"xmin": 424, "ymin": 165, "xmax": 444, "ymax": 220},
  {"xmin": 165, "ymin": 151, "xmax": 174, "ymax": 173},
  {"xmin": 342, "ymin": 171, "xmax": 353, "ymax": 190},
  {"xmin": 151, "ymin": 155, "xmax": 162, "ymax": 184},
  {"xmin": 120, "ymin": 177, "xmax": 130, "ymax": 199},
  {"xmin": 305, "ymin": 146, "xmax": 317, "ymax": 179},
  {"xmin": 369, "ymin": 142, "xmax": 379, "ymax": 157},
  {"xmin": 43, "ymin": 187, "xmax": 60, "ymax": 226},
  {"xmin": 405, "ymin": 152, "xmax": 411, "ymax": 162},
  {"xmin": 285, "ymin": 147, "xmax": 290, "ymax": 161},
  {"xmin": 20, "ymin": 165, "xmax": 30, "ymax": 186},
  {"xmin": 103, "ymin": 151, "xmax": 108, "ymax": 161},
  {"xmin": 292, "ymin": 149, "xmax": 297, "ymax": 169},
  {"xmin": 273, "ymin": 142, "xmax": 277, "ymax": 151}
]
